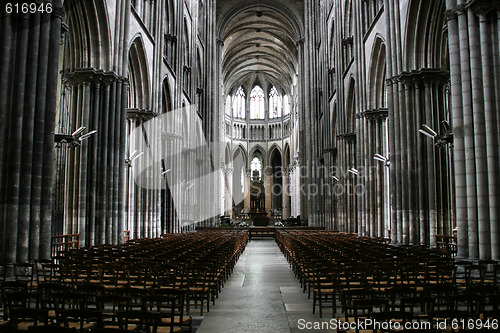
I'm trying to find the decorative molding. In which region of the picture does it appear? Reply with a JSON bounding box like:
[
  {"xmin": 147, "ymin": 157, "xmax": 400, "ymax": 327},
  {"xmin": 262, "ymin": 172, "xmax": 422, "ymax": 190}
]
[
  {"xmin": 361, "ymin": 108, "xmax": 389, "ymax": 120},
  {"xmin": 338, "ymin": 132, "xmax": 356, "ymax": 142}
]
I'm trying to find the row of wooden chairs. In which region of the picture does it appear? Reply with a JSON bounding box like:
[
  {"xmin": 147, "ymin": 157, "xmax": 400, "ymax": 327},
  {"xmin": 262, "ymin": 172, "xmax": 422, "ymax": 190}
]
[
  {"xmin": 276, "ymin": 230, "xmax": 500, "ymax": 332},
  {"xmin": 1, "ymin": 230, "xmax": 249, "ymax": 332}
]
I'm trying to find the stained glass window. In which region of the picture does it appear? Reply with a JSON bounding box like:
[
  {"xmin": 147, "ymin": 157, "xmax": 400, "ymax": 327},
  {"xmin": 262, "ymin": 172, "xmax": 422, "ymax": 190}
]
[
  {"xmin": 250, "ymin": 85, "xmax": 265, "ymax": 119},
  {"xmin": 233, "ymin": 86, "xmax": 245, "ymax": 118},
  {"xmin": 269, "ymin": 86, "xmax": 281, "ymax": 118}
]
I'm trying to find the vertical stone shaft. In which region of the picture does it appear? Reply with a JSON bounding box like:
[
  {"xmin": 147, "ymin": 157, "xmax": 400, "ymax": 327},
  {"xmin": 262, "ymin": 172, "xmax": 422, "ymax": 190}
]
[
  {"xmin": 479, "ymin": 13, "xmax": 500, "ymax": 259},
  {"xmin": 446, "ymin": 0, "xmax": 468, "ymax": 258},
  {"xmin": 458, "ymin": 4, "xmax": 479, "ymax": 258},
  {"xmin": 467, "ymin": 10, "xmax": 490, "ymax": 259}
]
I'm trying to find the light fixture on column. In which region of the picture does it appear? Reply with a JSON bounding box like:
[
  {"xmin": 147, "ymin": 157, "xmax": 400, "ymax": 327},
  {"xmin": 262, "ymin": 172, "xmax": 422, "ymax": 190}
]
[
  {"xmin": 373, "ymin": 154, "xmax": 390, "ymax": 167},
  {"xmin": 79, "ymin": 130, "xmax": 97, "ymax": 141},
  {"xmin": 161, "ymin": 169, "xmax": 171, "ymax": 177},
  {"xmin": 348, "ymin": 168, "xmax": 359, "ymax": 175},
  {"xmin": 125, "ymin": 150, "xmax": 144, "ymax": 167},
  {"xmin": 72, "ymin": 126, "xmax": 86, "ymax": 137},
  {"xmin": 418, "ymin": 124, "xmax": 437, "ymax": 139},
  {"xmin": 333, "ymin": 176, "xmax": 339, "ymax": 181},
  {"xmin": 419, "ymin": 121, "xmax": 453, "ymax": 148},
  {"xmin": 55, "ymin": 126, "xmax": 97, "ymax": 148}
]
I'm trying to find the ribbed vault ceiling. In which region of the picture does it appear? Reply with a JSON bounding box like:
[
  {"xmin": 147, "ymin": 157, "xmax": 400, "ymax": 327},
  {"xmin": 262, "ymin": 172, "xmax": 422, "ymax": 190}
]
[{"xmin": 222, "ymin": 6, "xmax": 298, "ymax": 94}]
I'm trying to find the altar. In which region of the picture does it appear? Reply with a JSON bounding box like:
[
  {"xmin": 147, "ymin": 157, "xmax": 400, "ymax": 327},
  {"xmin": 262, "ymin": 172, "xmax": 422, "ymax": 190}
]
[{"xmin": 249, "ymin": 212, "xmax": 269, "ymax": 226}]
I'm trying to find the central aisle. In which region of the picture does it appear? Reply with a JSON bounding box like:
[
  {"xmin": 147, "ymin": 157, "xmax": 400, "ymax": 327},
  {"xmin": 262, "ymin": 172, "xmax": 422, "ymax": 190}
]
[{"xmin": 197, "ymin": 239, "xmax": 334, "ymax": 333}]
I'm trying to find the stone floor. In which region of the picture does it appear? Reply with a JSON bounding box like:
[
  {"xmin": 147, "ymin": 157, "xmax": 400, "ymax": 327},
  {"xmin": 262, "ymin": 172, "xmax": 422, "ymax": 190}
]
[{"xmin": 196, "ymin": 239, "xmax": 335, "ymax": 333}]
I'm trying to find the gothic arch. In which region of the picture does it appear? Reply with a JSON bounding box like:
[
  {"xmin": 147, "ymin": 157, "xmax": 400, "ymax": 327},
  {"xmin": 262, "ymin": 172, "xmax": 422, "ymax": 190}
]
[
  {"xmin": 345, "ymin": 78, "xmax": 356, "ymax": 133},
  {"xmin": 329, "ymin": 20, "xmax": 335, "ymax": 66},
  {"xmin": 368, "ymin": 37, "xmax": 387, "ymax": 110},
  {"xmin": 64, "ymin": 0, "xmax": 111, "ymax": 70},
  {"xmin": 249, "ymin": 145, "xmax": 266, "ymax": 166},
  {"xmin": 233, "ymin": 145, "xmax": 248, "ymax": 167},
  {"xmin": 267, "ymin": 144, "xmax": 282, "ymax": 166},
  {"xmin": 161, "ymin": 77, "xmax": 173, "ymax": 114},
  {"xmin": 404, "ymin": 0, "xmax": 447, "ymax": 70},
  {"xmin": 331, "ymin": 101, "xmax": 338, "ymax": 147},
  {"xmin": 225, "ymin": 144, "xmax": 232, "ymax": 165},
  {"xmin": 128, "ymin": 35, "xmax": 151, "ymax": 109},
  {"xmin": 165, "ymin": 0, "xmax": 176, "ymax": 34}
]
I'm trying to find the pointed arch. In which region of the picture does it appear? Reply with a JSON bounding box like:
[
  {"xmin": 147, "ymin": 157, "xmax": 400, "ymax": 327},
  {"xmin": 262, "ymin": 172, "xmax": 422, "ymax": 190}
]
[
  {"xmin": 162, "ymin": 77, "xmax": 173, "ymax": 114},
  {"xmin": 368, "ymin": 37, "xmax": 387, "ymax": 110},
  {"xmin": 404, "ymin": 0, "xmax": 447, "ymax": 70},
  {"xmin": 65, "ymin": 0, "xmax": 111, "ymax": 70},
  {"xmin": 183, "ymin": 18, "xmax": 191, "ymax": 66},
  {"xmin": 233, "ymin": 144, "xmax": 248, "ymax": 167},
  {"xmin": 346, "ymin": 78, "xmax": 356, "ymax": 133},
  {"xmin": 331, "ymin": 101, "xmax": 338, "ymax": 147},
  {"xmin": 250, "ymin": 85, "xmax": 265, "ymax": 119},
  {"xmin": 233, "ymin": 86, "xmax": 246, "ymax": 118},
  {"xmin": 249, "ymin": 144, "xmax": 266, "ymax": 162},
  {"xmin": 128, "ymin": 35, "xmax": 151, "ymax": 109},
  {"xmin": 269, "ymin": 86, "xmax": 281, "ymax": 119},
  {"xmin": 267, "ymin": 144, "xmax": 283, "ymax": 166}
]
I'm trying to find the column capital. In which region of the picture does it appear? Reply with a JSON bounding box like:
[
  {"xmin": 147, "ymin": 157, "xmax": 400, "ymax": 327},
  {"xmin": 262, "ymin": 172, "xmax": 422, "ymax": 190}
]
[{"xmin": 444, "ymin": 9, "xmax": 457, "ymax": 21}]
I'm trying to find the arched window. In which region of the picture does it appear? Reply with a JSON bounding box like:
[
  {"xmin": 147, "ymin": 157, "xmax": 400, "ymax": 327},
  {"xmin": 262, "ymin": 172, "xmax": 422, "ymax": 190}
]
[
  {"xmin": 269, "ymin": 86, "xmax": 281, "ymax": 118},
  {"xmin": 250, "ymin": 157, "xmax": 262, "ymax": 180},
  {"xmin": 250, "ymin": 85, "xmax": 265, "ymax": 119},
  {"xmin": 233, "ymin": 87, "xmax": 245, "ymax": 118}
]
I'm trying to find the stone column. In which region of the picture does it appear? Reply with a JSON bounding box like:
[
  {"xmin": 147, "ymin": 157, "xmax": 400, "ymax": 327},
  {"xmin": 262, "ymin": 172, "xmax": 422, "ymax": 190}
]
[
  {"xmin": 88, "ymin": 81, "xmax": 101, "ymax": 246},
  {"xmin": 445, "ymin": 1, "xmax": 468, "ymax": 258},
  {"xmin": 458, "ymin": 2, "xmax": 479, "ymax": 258},
  {"xmin": 414, "ymin": 79, "xmax": 426, "ymax": 245},
  {"xmin": 6, "ymin": 13, "xmax": 30, "ymax": 263},
  {"xmin": 467, "ymin": 10, "xmax": 490, "ymax": 259},
  {"xmin": 282, "ymin": 165, "xmax": 290, "ymax": 220},
  {"xmin": 479, "ymin": 11, "xmax": 500, "ymax": 259},
  {"xmin": 244, "ymin": 168, "xmax": 251, "ymax": 214},
  {"xmin": 265, "ymin": 167, "xmax": 272, "ymax": 219},
  {"xmin": 20, "ymin": 11, "xmax": 41, "ymax": 261}
]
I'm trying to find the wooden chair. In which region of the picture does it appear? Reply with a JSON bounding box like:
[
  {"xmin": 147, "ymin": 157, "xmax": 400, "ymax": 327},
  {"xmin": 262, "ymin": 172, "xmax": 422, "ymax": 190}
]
[
  {"xmin": 311, "ymin": 267, "xmax": 337, "ymax": 318},
  {"xmin": 53, "ymin": 292, "xmax": 87, "ymax": 325},
  {"xmin": 76, "ymin": 284, "xmax": 105, "ymax": 310},
  {"xmin": 59, "ymin": 309, "xmax": 102, "ymax": 332},
  {"xmin": 13, "ymin": 263, "xmax": 35, "ymax": 291},
  {"xmin": 41, "ymin": 264, "xmax": 63, "ymax": 283},
  {"xmin": 142, "ymin": 295, "xmax": 182, "ymax": 333},
  {"xmin": 186, "ymin": 265, "xmax": 210, "ymax": 316},
  {"xmin": 5, "ymin": 292, "xmax": 48, "ymax": 331},
  {"xmin": 97, "ymin": 295, "xmax": 129, "ymax": 329},
  {"xmin": 34, "ymin": 260, "xmax": 52, "ymax": 286},
  {"xmin": 151, "ymin": 289, "xmax": 192, "ymax": 333},
  {"xmin": 116, "ymin": 310, "xmax": 159, "ymax": 333}
]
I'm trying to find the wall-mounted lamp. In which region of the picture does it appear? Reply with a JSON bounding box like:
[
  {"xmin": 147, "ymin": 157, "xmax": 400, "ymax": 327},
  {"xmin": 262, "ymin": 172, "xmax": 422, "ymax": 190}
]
[
  {"xmin": 419, "ymin": 121, "xmax": 453, "ymax": 148},
  {"xmin": 55, "ymin": 126, "xmax": 97, "ymax": 148},
  {"xmin": 125, "ymin": 150, "xmax": 143, "ymax": 167},
  {"xmin": 373, "ymin": 153, "xmax": 390, "ymax": 167}
]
